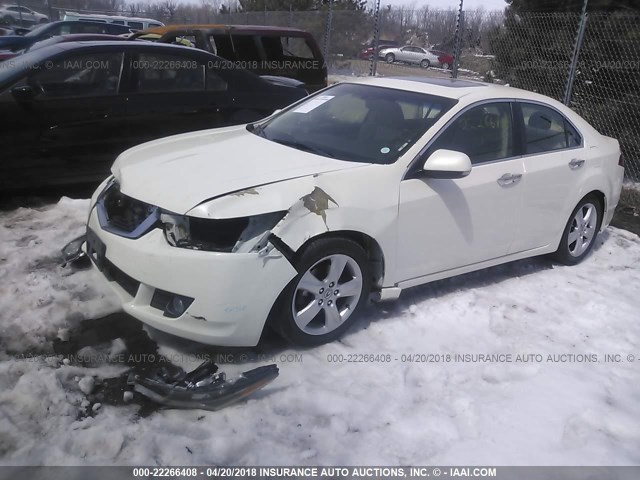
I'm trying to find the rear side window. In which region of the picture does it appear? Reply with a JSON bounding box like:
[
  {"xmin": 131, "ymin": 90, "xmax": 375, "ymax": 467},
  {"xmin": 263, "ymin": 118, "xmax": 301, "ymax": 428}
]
[
  {"xmin": 135, "ymin": 53, "xmax": 204, "ymax": 93},
  {"xmin": 127, "ymin": 22, "xmax": 143, "ymax": 30},
  {"xmin": 521, "ymin": 103, "xmax": 582, "ymax": 154},
  {"xmin": 229, "ymin": 34, "xmax": 261, "ymax": 61},
  {"xmin": 265, "ymin": 36, "xmax": 315, "ymax": 60}
]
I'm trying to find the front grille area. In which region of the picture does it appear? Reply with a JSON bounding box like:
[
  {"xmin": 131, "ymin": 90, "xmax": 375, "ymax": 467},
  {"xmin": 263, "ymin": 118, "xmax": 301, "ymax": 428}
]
[
  {"xmin": 101, "ymin": 183, "xmax": 157, "ymax": 234},
  {"xmin": 103, "ymin": 259, "xmax": 140, "ymax": 298}
]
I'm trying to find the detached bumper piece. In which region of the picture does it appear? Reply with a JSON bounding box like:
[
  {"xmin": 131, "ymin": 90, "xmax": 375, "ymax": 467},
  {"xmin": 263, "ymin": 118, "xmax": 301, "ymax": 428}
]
[
  {"xmin": 61, "ymin": 234, "xmax": 90, "ymax": 268},
  {"xmin": 130, "ymin": 360, "xmax": 279, "ymax": 411}
]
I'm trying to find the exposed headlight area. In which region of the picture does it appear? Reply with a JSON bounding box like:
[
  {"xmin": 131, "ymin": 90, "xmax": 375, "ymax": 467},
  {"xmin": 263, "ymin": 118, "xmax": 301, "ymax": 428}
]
[
  {"xmin": 96, "ymin": 180, "xmax": 160, "ymax": 239},
  {"xmin": 161, "ymin": 211, "xmax": 287, "ymax": 253},
  {"xmin": 94, "ymin": 181, "xmax": 288, "ymax": 254}
]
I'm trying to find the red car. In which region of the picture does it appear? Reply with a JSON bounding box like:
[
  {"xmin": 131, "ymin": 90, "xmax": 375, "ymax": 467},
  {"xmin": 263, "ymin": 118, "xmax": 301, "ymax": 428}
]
[
  {"xmin": 429, "ymin": 49, "xmax": 454, "ymax": 70},
  {"xmin": 358, "ymin": 41, "xmax": 399, "ymax": 60}
]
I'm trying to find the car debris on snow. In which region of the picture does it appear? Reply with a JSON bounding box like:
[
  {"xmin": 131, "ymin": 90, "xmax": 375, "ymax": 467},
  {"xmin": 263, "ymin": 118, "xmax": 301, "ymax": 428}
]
[{"xmin": 130, "ymin": 360, "xmax": 280, "ymax": 412}]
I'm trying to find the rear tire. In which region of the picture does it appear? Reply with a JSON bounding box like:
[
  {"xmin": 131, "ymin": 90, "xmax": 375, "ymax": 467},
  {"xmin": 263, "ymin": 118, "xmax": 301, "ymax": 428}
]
[
  {"xmin": 270, "ymin": 238, "xmax": 371, "ymax": 347},
  {"xmin": 552, "ymin": 194, "xmax": 603, "ymax": 265}
]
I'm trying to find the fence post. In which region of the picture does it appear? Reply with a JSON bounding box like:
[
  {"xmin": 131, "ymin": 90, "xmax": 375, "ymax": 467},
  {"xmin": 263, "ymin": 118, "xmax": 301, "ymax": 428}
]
[
  {"xmin": 452, "ymin": 0, "xmax": 465, "ymax": 79},
  {"xmin": 563, "ymin": 0, "xmax": 589, "ymax": 106},
  {"xmin": 369, "ymin": 0, "xmax": 381, "ymax": 76},
  {"xmin": 47, "ymin": 0, "xmax": 54, "ymax": 22},
  {"xmin": 323, "ymin": 0, "xmax": 334, "ymax": 62}
]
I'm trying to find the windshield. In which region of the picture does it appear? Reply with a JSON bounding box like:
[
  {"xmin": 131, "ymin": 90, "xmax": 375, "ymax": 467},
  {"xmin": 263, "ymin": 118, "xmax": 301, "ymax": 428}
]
[{"xmin": 250, "ymin": 83, "xmax": 456, "ymax": 164}]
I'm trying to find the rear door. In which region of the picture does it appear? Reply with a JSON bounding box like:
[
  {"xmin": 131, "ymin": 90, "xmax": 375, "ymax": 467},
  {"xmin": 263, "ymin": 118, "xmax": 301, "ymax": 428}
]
[
  {"xmin": 396, "ymin": 46, "xmax": 412, "ymax": 63},
  {"xmin": 511, "ymin": 101, "xmax": 587, "ymax": 252}
]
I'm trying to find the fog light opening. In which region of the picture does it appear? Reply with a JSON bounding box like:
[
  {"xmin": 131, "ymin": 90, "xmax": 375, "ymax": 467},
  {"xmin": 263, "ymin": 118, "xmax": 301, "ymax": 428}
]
[{"xmin": 163, "ymin": 294, "xmax": 194, "ymax": 318}]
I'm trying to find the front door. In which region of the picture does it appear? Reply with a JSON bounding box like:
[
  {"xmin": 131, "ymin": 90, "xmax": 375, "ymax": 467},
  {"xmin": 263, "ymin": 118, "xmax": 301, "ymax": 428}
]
[{"xmin": 396, "ymin": 101, "xmax": 524, "ymax": 282}]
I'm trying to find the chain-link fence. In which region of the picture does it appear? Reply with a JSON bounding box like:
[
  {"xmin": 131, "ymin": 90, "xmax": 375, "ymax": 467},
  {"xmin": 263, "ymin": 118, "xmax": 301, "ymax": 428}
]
[
  {"xmin": 202, "ymin": 7, "xmax": 640, "ymax": 179},
  {"xmin": 460, "ymin": 10, "xmax": 640, "ymax": 180}
]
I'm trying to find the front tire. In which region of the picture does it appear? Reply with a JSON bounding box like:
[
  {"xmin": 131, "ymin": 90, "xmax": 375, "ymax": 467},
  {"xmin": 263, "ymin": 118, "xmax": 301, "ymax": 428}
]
[
  {"xmin": 420, "ymin": 59, "xmax": 430, "ymax": 68},
  {"xmin": 270, "ymin": 238, "xmax": 371, "ymax": 346},
  {"xmin": 385, "ymin": 53, "xmax": 395, "ymax": 63},
  {"xmin": 552, "ymin": 194, "xmax": 602, "ymax": 265}
]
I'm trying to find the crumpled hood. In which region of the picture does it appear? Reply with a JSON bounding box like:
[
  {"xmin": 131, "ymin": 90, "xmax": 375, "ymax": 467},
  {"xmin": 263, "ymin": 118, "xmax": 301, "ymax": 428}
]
[{"xmin": 112, "ymin": 126, "xmax": 361, "ymax": 214}]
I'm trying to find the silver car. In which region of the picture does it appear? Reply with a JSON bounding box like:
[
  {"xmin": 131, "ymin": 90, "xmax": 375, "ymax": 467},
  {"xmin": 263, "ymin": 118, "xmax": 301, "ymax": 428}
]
[
  {"xmin": 379, "ymin": 45, "xmax": 440, "ymax": 68},
  {"xmin": 0, "ymin": 5, "xmax": 48, "ymax": 24}
]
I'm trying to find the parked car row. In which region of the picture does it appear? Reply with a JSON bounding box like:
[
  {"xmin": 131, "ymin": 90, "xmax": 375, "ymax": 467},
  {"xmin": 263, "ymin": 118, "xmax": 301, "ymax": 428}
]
[
  {"xmin": 0, "ymin": 19, "xmax": 330, "ymax": 189},
  {"xmin": 129, "ymin": 24, "xmax": 328, "ymax": 92},
  {"xmin": 0, "ymin": 41, "xmax": 309, "ymax": 190}
]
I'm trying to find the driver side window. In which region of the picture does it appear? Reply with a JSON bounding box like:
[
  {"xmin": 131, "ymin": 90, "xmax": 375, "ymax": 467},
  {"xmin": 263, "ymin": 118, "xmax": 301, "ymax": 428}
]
[
  {"xmin": 429, "ymin": 102, "xmax": 514, "ymax": 164},
  {"xmin": 28, "ymin": 52, "xmax": 123, "ymax": 98}
]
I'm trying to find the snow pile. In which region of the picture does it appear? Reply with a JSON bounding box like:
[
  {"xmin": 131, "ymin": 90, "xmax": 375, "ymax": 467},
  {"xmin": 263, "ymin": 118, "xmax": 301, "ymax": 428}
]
[
  {"xmin": 0, "ymin": 199, "xmax": 639, "ymax": 465},
  {"xmin": 0, "ymin": 198, "xmax": 120, "ymax": 354}
]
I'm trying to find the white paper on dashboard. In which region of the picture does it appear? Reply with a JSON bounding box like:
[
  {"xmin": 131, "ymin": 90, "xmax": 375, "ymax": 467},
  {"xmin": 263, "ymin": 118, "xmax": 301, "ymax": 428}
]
[{"xmin": 292, "ymin": 95, "xmax": 335, "ymax": 113}]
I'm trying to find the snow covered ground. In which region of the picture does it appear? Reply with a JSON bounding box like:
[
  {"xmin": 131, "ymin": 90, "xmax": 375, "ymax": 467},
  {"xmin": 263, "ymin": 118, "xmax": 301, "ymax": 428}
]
[{"xmin": 1, "ymin": 197, "xmax": 639, "ymax": 466}]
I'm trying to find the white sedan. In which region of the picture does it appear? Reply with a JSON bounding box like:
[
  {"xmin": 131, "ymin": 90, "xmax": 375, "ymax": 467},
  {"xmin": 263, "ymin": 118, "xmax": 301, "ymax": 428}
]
[{"xmin": 81, "ymin": 77, "xmax": 624, "ymax": 347}]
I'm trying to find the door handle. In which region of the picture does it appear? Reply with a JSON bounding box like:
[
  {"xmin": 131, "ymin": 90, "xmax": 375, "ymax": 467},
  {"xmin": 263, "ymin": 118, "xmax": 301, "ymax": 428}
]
[
  {"xmin": 569, "ymin": 158, "xmax": 585, "ymax": 169},
  {"xmin": 497, "ymin": 173, "xmax": 522, "ymax": 187}
]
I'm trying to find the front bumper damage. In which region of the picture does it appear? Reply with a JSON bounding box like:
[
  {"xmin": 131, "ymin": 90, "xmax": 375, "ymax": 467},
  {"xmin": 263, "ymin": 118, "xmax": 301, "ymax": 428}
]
[
  {"xmin": 78, "ymin": 206, "xmax": 297, "ymax": 346},
  {"xmin": 130, "ymin": 360, "xmax": 279, "ymax": 411}
]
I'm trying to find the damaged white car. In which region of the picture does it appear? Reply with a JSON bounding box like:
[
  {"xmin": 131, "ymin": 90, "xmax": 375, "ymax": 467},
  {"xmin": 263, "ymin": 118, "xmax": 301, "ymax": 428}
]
[{"xmin": 73, "ymin": 77, "xmax": 624, "ymax": 346}]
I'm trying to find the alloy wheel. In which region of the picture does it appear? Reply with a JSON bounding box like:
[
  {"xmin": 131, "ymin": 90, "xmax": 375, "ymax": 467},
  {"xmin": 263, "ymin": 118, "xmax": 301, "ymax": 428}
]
[
  {"xmin": 291, "ymin": 254, "xmax": 363, "ymax": 335},
  {"xmin": 568, "ymin": 202, "xmax": 598, "ymax": 257}
]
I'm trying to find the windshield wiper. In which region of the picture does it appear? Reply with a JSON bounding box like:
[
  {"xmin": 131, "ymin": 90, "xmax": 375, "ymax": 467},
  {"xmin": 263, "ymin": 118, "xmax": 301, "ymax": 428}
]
[{"xmin": 271, "ymin": 138, "xmax": 335, "ymax": 158}]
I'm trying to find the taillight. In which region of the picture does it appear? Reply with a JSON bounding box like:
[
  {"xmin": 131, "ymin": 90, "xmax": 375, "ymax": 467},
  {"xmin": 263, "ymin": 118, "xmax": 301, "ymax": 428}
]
[{"xmin": 618, "ymin": 154, "xmax": 624, "ymax": 167}]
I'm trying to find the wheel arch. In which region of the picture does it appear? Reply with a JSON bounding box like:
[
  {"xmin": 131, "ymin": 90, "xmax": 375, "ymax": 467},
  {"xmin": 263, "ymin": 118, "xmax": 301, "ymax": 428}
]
[
  {"xmin": 294, "ymin": 230, "xmax": 386, "ymax": 290},
  {"xmin": 553, "ymin": 189, "xmax": 607, "ymax": 252},
  {"xmin": 577, "ymin": 189, "xmax": 606, "ymax": 229}
]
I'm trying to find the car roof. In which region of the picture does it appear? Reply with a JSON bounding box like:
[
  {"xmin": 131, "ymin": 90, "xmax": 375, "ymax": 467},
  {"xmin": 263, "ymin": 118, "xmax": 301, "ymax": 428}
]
[
  {"xmin": 42, "ymin": 40, "xmax": 209, "ymax": 53},
  {"xmin": 343, "ymin": 76, "xmax": 559, "ymax": 105},
  {"xmin": 139, "ymin": 24, "xmax": 310, "ymax": 35}
]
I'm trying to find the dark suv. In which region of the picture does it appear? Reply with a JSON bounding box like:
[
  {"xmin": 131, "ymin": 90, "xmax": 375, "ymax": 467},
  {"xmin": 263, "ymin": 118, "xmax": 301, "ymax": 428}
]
[{"xmin": 131, "ymin": 25, "xmax": 327, "ymax": 92}]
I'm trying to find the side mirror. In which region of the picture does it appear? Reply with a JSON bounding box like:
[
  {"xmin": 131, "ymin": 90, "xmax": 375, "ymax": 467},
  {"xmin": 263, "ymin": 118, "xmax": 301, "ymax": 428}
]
[
  {"xmin": 422, "ymin": 149, "xmax": 472, "ymax": 179},
  {"xmin": 11, "ymin": 85, "xmax": 39, "ymax": 102}
]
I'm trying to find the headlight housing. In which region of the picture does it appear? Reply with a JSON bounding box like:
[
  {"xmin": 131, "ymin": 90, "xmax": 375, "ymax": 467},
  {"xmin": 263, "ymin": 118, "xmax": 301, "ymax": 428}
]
[{"xmin": 161, "ymin": 211, "xmax": 287, "ymax": 253}]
